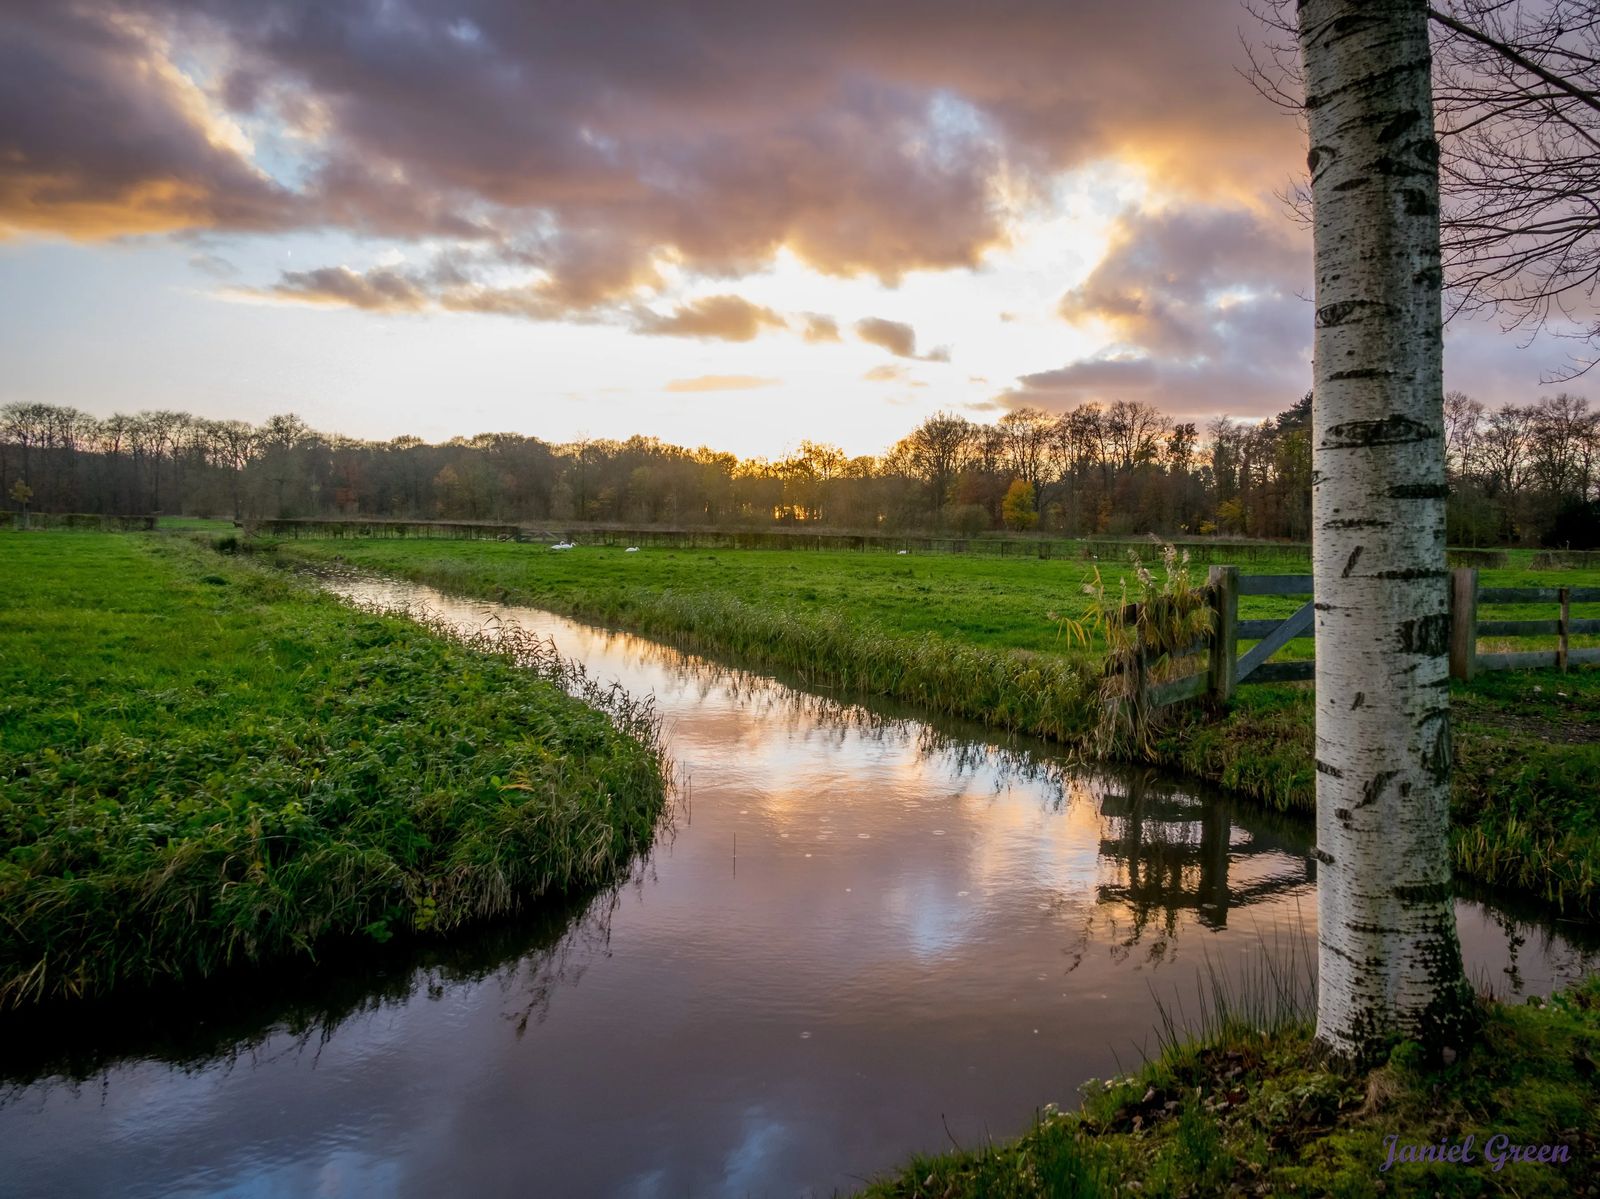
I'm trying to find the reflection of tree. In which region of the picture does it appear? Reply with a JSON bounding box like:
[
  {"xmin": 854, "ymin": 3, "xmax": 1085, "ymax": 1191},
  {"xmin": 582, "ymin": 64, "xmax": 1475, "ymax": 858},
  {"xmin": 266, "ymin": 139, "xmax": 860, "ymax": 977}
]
[
  {"xmin": 1094, "ymin": 773, "xmax": 1316, "ymax": 953},
  {"xmin": 0, "ymin": 866, "xmax": 637, "ymax": 1093}
]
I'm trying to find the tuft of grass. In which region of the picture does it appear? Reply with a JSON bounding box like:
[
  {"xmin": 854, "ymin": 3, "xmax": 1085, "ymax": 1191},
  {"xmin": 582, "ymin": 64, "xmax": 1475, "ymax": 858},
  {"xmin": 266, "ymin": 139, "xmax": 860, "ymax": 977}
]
[
  {"xmin": 0, "ymin": 532, "xmax": 668, "ymax": 1008},
  {"xmin": 863, "ymin": 975, "xmax": 1600, "ymax": 1198},
  {"xmin": 1064, "ymin": 545, "xmax": 1215, "ymax": 757}
]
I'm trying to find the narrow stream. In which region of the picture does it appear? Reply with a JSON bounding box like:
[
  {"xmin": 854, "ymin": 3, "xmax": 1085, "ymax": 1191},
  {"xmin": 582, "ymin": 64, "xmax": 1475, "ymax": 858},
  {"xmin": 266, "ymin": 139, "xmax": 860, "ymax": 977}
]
[{"xmin": 2, "ymin": 572, "xmax": 1594, "ymax": 1199}]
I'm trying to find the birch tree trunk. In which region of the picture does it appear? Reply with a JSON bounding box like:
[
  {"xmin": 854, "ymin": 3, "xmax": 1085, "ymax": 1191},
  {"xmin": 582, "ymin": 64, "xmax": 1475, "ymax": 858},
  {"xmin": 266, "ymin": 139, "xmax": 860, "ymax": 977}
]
[{"xmin": 1297, "ymin": 0, "xmax": 1472, "ymax": 1060}]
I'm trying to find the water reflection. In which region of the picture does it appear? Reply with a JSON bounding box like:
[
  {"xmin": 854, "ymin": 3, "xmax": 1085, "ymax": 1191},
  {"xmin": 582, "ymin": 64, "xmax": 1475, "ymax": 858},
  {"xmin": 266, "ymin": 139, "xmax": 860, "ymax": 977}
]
[
  {"xmin": 0, "ymin": 569, "xmax": 1594, "ymax": 1199},
  {"xmin": 1096, "ymin": 774, "xmax": 1313, "ymax": 949}
]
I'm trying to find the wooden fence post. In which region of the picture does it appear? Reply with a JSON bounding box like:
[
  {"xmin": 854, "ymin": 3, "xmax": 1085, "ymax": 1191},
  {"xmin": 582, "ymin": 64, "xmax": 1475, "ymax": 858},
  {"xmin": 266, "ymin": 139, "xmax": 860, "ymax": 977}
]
[
  {"xmin": 1449, "ymin": 567, "xmax": 1478, "ymax": 682},
  {"xmin": 1207, "ymin": 565, "xmax": 1239, "ymax": 705},
  {"xmin": 1558, "ymin": 586, "xmax": 1570, "ymax": 673}
]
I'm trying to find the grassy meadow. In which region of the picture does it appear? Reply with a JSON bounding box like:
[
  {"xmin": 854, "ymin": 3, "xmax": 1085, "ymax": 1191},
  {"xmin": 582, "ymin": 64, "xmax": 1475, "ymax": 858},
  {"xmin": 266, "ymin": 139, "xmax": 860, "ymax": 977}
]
[
  {"xmin": 271, "ymin": 536, "xmax": 1600, "ymax": 913},
  {"xmin": 0, "ymin": 532, "xmax": 668, "ymax": 1007}
]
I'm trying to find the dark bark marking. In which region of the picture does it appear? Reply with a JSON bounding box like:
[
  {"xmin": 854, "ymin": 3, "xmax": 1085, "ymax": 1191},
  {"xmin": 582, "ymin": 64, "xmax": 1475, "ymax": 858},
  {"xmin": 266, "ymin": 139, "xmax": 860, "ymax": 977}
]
[
  {"xmin": 1371, "ymin": 568, "xmax": 1448, "ymax": 581},
  {"xmin": 1325, "ymin": 517, "xmax": 1390, "ymax": 530},
  {"xmin": 1399, "ymin": 188, "xmax": 1436, "ymax": 216},
  {"xmin": 1316, "ymin": 299, "xmax": 1390, "ymax": 328},
  {"xmin": 1388, "ymin": 482, "xmax": 1448, "ymax": 499},
  {"xmin": 1342, "ymin": 545, "xmax": 1364, "ymax": 578},
  {"xmin": 1377, "ymin": 111, "xmax": 1420, "ymax": 143},
  {"xmin": 1328, "ymin": 368, "xmax": 1394, "ymax": 381},
  {"xmin": 1354, "ymin": 769, "xmax": 1399, "ymax": 810},
  {"xmin": 1351, "ymin": 692, "xmax": 1365, "ymax": 709},
  {"xmin": 1315, "ymin": 759, "xmax": 1345, "ymax": 778},
  {"xmin": 1312, "ymin": 847, "xmax": 1335, "ymax": 865},
  {"xmin": 1397, "ymin": 612, "xmax": 1451, "ymax": 656},
  {"xmin": 1392, "ymin": 881, "xmax": 1451, "ymax": 904},
  {"xmin": 1323, "ymin": 414, "xmax": 1435, "ymax": 448}
]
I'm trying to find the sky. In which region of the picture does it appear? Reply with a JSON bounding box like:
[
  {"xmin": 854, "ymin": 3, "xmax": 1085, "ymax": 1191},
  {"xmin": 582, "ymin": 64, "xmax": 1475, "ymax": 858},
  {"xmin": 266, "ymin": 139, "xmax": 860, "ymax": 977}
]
[{"xmin": 0, "ymin": 0, "xmax": 1584, "ymax": 459}]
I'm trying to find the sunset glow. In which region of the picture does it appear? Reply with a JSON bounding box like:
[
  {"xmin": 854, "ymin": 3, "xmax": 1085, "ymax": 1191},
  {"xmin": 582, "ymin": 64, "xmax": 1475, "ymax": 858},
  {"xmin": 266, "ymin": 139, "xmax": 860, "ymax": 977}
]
[{"xmin": 0, "ymin": 1, "xmax": 1576, "ymax": 456}]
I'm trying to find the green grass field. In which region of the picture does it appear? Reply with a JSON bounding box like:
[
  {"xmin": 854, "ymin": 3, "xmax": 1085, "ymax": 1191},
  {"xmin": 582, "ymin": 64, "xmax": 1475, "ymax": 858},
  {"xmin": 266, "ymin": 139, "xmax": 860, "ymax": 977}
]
[
  {"xmin": 0, "ymin": 532, "xmax": 667, "ymax": 1007},
  {"xmin": 267, "ymin": 538, "xmax": 1600, "ymax": 657},
  {"xmin": 270, "ymin": 536, "xmax": 1600, "ymax": 914}
]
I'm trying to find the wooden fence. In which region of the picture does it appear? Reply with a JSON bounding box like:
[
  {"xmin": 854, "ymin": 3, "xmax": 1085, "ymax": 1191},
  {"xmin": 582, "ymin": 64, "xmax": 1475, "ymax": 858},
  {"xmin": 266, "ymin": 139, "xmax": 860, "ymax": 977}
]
[
  {"xmin": 10, "ymin": 512, "xmax": 157, "ymax": 532},
  {"xmin": 243, "ymin": 517, "xmax": 1308, "ymax": 563},
  {"xmin": 1139, "ymin": 565, "xmax": 1599, "ymax": 712}
]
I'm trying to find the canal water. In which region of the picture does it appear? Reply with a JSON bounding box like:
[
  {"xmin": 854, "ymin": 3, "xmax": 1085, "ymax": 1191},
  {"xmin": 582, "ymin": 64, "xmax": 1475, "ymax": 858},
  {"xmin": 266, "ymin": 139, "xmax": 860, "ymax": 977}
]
[{"xmin": 2, "ymin": 573, "xmax": 1594, "ymax": 1198}]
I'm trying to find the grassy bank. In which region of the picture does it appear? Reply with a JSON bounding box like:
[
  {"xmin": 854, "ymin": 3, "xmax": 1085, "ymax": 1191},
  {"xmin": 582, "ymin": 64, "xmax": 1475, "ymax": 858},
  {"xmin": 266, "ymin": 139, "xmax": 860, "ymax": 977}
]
[
  {"xmin": 1155, "ymin": 671, "xmax": 1600, "ymax": 913},
  {"xmin": 865, "ymin": 976, "xmax": 1600, "ymax": 1197},
  {"xmin": 274, "ymin": 539, "xmax": 1112, "ymax": 741},
  {"xmin": 0, "ymin": 532, "xmax": 667, "ymax": 1007},
  {"xmin": 268, "ymin": 538, "xmax": 1600, "ymax": 915}
]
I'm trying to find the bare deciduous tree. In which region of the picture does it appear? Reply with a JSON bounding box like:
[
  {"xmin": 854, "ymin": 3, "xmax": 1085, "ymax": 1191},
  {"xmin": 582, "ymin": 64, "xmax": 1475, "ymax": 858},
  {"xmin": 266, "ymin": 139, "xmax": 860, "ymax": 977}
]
[{"xmin": 1251, "ymin": 0, "xmax": 1600, "ymax": 377}]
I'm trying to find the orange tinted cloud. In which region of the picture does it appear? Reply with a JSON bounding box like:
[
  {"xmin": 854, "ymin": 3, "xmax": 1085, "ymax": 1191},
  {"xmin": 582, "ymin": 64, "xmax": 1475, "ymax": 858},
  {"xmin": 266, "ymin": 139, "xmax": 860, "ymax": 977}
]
[
  {"xmin": 855, "ymin": 317, "xmax": 950, "ymax": 362},
  {"xmin": 664, "ymin": 375, "xmax": 782, "ymax": 393},
  {"xmin": 633, "ymin": 295, "xmax": 788, "ymax": 341}
]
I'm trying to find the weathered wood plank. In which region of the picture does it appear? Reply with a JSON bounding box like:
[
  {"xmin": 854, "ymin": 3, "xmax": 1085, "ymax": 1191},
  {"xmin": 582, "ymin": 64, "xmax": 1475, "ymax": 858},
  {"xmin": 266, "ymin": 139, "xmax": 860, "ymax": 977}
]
[
  {"xmin": 1559, "ymin": 587, "xmax": 1571, "ymax": 673},
  {"xmin": 1477, "ymin": 619, "xmax": 1561, "ymax": 637},
  {"xmin": 1478, "ymin": 650, "xmax": 1559, "ymax": 671},
  {"xmin": 1238, "ymin": 618, "xmax": 1314, "ymax": 639},
  {"xmin": 1244, "ymin": 660, "xmax": 1316, "ymax": 683},
  {"xmin": 1150, "ymin": 673, "xmax": 1210, "ymax": 707},
  {"xmin": 1238, "ymin": 574, "xmax": 1315, "ymax": 596},
  {"xmin": 1571, "ymin": 646, "xmax": 1600, "ymax": 665},
  {"xmin": 1449, "ymin": 568, "xmax": 1478, "ymax": 682},
  {"xmin": 1234, "ymin": 600, "xmax": 1315, "ymax": 684},
  {"xmin": 1208, "ymin": 566, "xmax": 1239, "ymax": 705},
  {"xmin": 1480, "ymin": 586, "xmax": 1600, "ymax": 604}
]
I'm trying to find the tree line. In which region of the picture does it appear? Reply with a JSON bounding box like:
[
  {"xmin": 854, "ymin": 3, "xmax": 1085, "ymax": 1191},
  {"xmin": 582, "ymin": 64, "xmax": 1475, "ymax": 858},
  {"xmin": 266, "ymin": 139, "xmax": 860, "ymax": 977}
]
[{"xmin": 2, "ymin": 392, "xmax": 1595, "ymax": 545}]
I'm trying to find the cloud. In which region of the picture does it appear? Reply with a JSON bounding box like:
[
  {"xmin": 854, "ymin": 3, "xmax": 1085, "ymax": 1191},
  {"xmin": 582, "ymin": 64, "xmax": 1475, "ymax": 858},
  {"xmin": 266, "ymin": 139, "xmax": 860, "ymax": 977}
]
[
  {"xmin": 800, "ymin": 313, "xmax": 842, "ymax": 343},
  {"xmin": 257, "ymin": 265, "xmax": 429, "ymax": 311},
  {"xmin": 663, "ymin": 375, "xmax": 782, "ymax": 393},
  {"xmin": 1, "ymin": 0, "xmax": 1300, "ymax": 305},
  {"xmin": 854, "ymin": 317, "xmax": 917, "ymax": 357},
  {"xmin": 998, "ymin": 351, "xmax": 1308, "ymax": 424},
  {"xmin": 188, "ymin": 252, "xmax": 239, "ymax": 278},
  {"xmin": 0, "ymin": 6, "xmax": 296, "ymax": 239},
  {"xmin": 989, "ymin": 204, "xmax": 1312, "ymax": 420},
  {"xmin": 633, "ymin": 295, "xmax": 787, "ymax": 341},
  {"xmin": 853, "ymin": 316, "xmax": 949, "ymax": 361},
  {"xmin": 863, "ymin": 364, "xmax": 910, "ymax": 382},
  {"xmin": 1057, "ymin": 207, "xmax": 1308, "ymax": 357}
]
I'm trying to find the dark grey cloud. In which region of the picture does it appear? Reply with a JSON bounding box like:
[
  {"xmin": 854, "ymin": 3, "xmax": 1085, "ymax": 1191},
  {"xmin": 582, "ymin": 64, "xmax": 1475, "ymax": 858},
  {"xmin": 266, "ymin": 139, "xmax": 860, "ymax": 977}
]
[
  {"xmin": 264, "ymin": 265, "xmax": 429, "ymax": 310},
  {"xmin": 0, "ymin": 0, "xmax": 1298, "ymax": 304}
]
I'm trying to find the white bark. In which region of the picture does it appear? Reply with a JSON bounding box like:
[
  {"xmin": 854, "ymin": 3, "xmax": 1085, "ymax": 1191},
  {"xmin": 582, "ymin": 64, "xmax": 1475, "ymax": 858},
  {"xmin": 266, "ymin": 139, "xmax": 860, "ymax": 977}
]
[{"xmin": 1298, "ymin": 0, "xmax": 1471, "ymax": 1059}]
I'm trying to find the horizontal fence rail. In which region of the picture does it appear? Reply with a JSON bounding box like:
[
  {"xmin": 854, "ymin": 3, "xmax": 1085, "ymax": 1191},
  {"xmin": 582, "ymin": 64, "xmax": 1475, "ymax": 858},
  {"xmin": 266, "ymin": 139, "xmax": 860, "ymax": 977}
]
[
  {"xmin": 240, "ymin": 517, "xmax": 1319, "ymax": 562},
  {"xmin": 1121, "ymin": 565, "xmax": 1596, "ymax": 716},
  {"xmin": 1450, "ymin": 570, "xmax": 1600, "ymax": 679}
]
